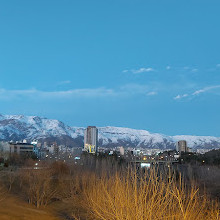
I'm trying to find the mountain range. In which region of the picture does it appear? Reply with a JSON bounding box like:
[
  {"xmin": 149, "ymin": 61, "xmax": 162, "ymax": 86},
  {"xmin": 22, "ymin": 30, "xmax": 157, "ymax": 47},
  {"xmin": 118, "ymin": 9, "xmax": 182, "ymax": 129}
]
[{"xmin": 0, "ymin": 114, "xmax": 220, "ymax": 150}]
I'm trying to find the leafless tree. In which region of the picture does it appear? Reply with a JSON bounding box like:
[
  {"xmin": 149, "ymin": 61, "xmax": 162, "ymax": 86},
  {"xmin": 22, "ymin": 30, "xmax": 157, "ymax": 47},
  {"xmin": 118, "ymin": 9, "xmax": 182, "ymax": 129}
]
[{"xmin": 19, "ymin": 168, "xmax": 58, "ymax": 208}]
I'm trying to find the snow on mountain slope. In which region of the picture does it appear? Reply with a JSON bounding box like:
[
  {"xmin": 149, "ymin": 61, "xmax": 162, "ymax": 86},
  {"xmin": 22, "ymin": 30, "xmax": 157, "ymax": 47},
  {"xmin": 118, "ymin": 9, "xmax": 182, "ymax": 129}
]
[
  {"xmin": 98, "ymin": 126, "xmax": 174, "ymax": 149},
  {"xmin": 0, "ymin": 114, "xmax": 220, "ymax": 150},
  {"xmin": 172, "ymin": 135, "xmax": 220, "ymax": 149}
]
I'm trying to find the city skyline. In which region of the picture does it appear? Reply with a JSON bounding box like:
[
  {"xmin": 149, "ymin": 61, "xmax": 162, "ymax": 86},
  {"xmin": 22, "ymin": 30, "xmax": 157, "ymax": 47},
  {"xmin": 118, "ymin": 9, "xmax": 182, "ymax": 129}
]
[{"xmin": 0, "ymin": 0, "xmax": 220, "ymax": 136}]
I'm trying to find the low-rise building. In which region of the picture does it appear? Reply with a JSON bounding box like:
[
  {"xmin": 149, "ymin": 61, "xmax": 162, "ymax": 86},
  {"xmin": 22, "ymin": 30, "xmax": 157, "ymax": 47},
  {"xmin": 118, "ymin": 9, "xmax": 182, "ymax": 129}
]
[{"xmin": 9, "ymin": 142, "xmax": 34, "ymax": 155}]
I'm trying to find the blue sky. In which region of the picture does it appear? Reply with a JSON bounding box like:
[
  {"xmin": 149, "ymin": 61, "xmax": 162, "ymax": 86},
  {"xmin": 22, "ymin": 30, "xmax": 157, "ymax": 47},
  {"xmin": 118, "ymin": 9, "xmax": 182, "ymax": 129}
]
[{"xmin": 0, "ymin": 0, "xmax": 220, "ymax": 136}]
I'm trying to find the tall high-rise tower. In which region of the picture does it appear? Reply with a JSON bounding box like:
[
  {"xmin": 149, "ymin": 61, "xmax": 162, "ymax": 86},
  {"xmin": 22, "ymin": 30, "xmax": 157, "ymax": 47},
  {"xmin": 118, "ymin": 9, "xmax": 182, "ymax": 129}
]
[
  {"xmin": 84, "ymin": 126, "xmax": 98, "ymax": 153},
  {"xmin": 176, "ymin": 140, "xmax": 188, "ymax": 153}
]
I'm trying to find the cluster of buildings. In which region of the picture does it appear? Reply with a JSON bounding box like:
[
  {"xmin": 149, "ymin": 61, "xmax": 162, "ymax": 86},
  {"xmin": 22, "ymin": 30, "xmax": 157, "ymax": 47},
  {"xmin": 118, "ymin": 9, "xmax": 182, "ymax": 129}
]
[
  {"xmin": 0, "ymin": 125, "xmax": 195, "ymax": 163},
  {"xmin": 0, "ymin": 140, "xmax": 77, "ymax": 161},
  {"xmin": 83, "ymin": 126, "xmax": 192, "ymax": 162},
  {"xmin": 0, "ymin": 140, "xmax": 36, "ymax": 159}
]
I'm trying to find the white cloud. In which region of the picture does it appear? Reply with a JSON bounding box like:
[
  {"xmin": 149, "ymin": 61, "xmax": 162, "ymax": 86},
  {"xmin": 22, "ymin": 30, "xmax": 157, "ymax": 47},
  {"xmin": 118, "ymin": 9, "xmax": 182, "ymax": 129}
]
[
  {"xmin": 0, "ymin": 84, "xmax": 157, "ymax": 100},
  {"xmin": 123, "ymin": 67, "xmax": 155, "ymax": 74},
  {"xmin": 174, "ymin": 85, "xmax": 220, "ymax": 100},
  {"xmin": 0, "ymin": 87, "xmax": 116, "ymax": 100},
  {"xmin": 120, "ymin": 84, "xmax": 158, "ymax": 96},
  {"xmin": 174, "ymin": 94, "xmax": 188, "ymax": 100},
  {"xmin": 132, "ymin": 67, "xmax": 155, "ymax": 74},
  {"xmin": 166, "ymin": 66, "xmax": 171, "ymax": 70},
  {"xmin": 183, "ymin": 66, "xmax": 199, "ymax": 72},
  {"xmin": 174, "ymin": 95, "xmax": 181, "ymax": 100},
  {"xmin": 122, "ymin": 70, "xmax": 129, "ymax": 73},
  {"xmin": 192, "ymin": 85, "xmax": 220, "ymax": 96},
  {"xmin": 147, "ymin": 91, "xmax": 157, "ymax": 96},
  {"xmin": 217, "ymin": 64, "xmax": 220, "ymax": 68},
  {"xmin": 192, "ymin": 89, "xmax": 205, "ymax": 95}
]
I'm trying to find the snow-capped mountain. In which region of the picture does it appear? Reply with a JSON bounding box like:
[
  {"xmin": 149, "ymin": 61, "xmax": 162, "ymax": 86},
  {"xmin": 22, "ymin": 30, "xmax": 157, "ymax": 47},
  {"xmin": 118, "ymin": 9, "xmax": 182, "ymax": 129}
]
[{"xmin": 0, "ymin": 114, "xmax": 220, "ymax": 150}]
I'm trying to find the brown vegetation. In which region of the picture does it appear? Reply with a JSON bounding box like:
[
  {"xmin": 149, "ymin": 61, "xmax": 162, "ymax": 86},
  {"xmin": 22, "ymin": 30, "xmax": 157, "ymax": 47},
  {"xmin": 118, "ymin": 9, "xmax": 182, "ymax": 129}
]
[
  {"xmin": 83, "ymin": 168, "xmax": 219, "ymax": 220},
  {"xmin": 0, "ymin": 157, "xmax": 219, "ymax": 219}
]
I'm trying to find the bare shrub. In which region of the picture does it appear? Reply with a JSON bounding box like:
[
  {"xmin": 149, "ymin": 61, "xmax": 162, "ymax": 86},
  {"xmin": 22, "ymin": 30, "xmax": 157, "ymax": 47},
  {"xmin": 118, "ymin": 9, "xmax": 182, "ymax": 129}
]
[
  {"xmin": 50, "ymin": 161, "xmax": 70, "ymax": 177},
  {"xmin": 3, "ymin": 158, "xmax": 219, "ymax": 219},
  {"xmin": 19, "ymin": 167, "xmax": 58, "ymax": 208},
  {"xmin": 83, "ymin": 168, "xmax": 220, "ymax": 220}
]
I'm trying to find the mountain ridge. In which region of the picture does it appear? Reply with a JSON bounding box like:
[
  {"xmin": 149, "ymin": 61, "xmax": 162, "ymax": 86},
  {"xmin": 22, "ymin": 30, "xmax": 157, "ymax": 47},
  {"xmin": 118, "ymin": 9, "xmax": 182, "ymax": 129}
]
[{"xmin": 0, "ymin": 114, "xmax": 220, "ymax": 150}]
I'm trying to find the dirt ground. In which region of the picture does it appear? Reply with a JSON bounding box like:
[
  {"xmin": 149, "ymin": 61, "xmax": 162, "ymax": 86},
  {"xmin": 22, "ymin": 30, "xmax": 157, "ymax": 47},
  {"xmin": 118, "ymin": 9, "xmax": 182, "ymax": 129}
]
[
  {"xmin": 0, "ymin": 193, "xmax": 88, "ymax": 220},
  {"xmin": 0, "ymin": 195, "xmax": 63, "ymax": 220}
]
